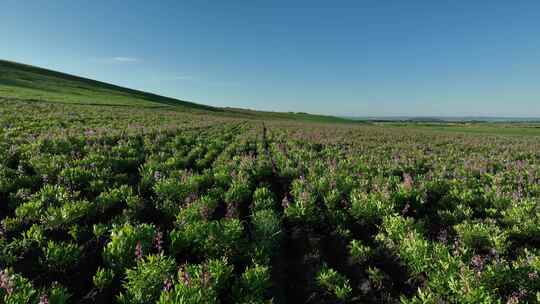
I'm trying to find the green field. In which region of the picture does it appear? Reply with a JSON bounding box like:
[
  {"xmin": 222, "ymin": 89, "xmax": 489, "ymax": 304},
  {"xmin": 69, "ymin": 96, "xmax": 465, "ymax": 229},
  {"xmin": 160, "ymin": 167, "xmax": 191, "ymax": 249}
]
[
  {"xmin": 377, "ymin": 122, "xmax": 540, "ymax": 136},
  {"xmin": 1, "ymin": 61, "xmax": 540, "ymax": 304}
]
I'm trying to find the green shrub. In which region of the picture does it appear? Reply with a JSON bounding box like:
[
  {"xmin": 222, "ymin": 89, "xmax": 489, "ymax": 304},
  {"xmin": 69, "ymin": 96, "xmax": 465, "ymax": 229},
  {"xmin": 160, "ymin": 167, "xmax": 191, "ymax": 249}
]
[
  {"xmin": 103, "ymin": 223, "xmax": 156, "ymax": 272},
  {"xmin": 348, "ymin": 239, "xmax": 372, "ymax": 264},
  {"xmin": 366, "ymin": 266, "xmax": 385, "ymax": 290},
  {"xmin": 285, "ymin": 179, "xmax": 320, "ymax": 223},
  {"xmin": 15, "ymin": 200, "xmax": 43, "ymax": 223},
  {"xmin": 41, "ymin": 200, "xmax": 95, "ymax": 229},
  {"xmin": 252, "ymin": 187, "xmax": 275, "ymax": 212},
  {"xmin": 92, "ymin": 267, "xmax": 115, "ymax": 291},
  {"xmin": 22, "ymin": 224, "xmax": 46, "ymax": 246},
  {"xmin": 92, "ymin": 223, "xmax": 109, "ymax": 239},
  {"xmin": 153, "ymin": 176, "xmax": 194, "ymax": 217},
  {"xmin": 454, "ymin": 220, "xmax": 507, "ymax": 254},
  {"xmin": 350, "ymin": 190, "xmax": 393, "ymax": 224},
  {"xmin": 502, "ymin": 199, "xmax": 540, "ymax": 241},
  {"xmin": 251, "ymin": 210, "xmax": 281, "ymax": 262},
  {"xmin": 46, "ymin": 283, "xmax": 72, "ymax": 304},
  {"xmin": 316, "ymin": 264, "xmax": 352, "ymax": 301},
  {"xmin": 377, "ymin": 215, "xmax": 497, "ymax": 303},
  {"xmin": 170, "ymin": 218, "xmax": 244, "ymax": 260},
  {"xmin": 95, "ymin": 185, "xmax": 140, "ymax": 212},
  {"xmin": 58, "ymin": 166, "xmax": 96, "ymax": 192},
  {"xmin": 42, "ymin": 241, "xmax": 81, "ymax": 272},
  {"xmin": 224, "ymin": 181, "xmax": 252, "ymax": 205},
  {"xmin": 233, "ymin": 262, "xmax": 272, "ymax": 303},
  {"xmin": 34, "ymin": 185, "xmax": 71, "ymax": 208},
  {"xmin": 157, "ymin": 258, "xmax": 233, "ymax": 304},
  {"xmin": 0, "ymin": 268, "xmax": 38, "ymax": 304},
  {"xmin": 117, "ymin": 254, "xmax": 176, "ymax": 304}
]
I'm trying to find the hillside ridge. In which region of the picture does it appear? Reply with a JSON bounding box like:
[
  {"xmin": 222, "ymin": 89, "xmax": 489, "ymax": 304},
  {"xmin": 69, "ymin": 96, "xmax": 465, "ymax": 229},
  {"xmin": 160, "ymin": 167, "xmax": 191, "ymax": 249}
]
[{"xmin": 0, "ymin": 59, "xmax": 354, "ymax": 123}]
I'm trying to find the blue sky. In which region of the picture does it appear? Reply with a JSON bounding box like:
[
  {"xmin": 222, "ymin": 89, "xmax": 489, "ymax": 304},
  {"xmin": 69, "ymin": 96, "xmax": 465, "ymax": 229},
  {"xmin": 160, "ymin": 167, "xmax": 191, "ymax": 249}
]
[{"xmin": 2, "ymin": 1, "xmax": 539, "ymax": 117}]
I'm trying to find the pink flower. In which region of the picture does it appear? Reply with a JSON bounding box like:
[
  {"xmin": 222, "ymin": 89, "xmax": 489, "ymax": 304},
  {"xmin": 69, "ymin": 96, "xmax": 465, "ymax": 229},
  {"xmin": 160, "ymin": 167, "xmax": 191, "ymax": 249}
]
[
  {"xmin": 163, "ymin": 278, "xmax": 173, "ymax": 292},
  {"xmin": 471, "ymin": 255, "xmax": 485, "ymax": 273},
  {"xmin": 281, "ymin": 195, "xmax": 290, "ymax": 209},
  {"xmin": 134, "ymin": 241, "xmax": 143, "ymax": 262},
  {"xmin": 403, "ymin": 173, "xmax": 413, "ymax": 190},
  {"xmin": 178, "ymin": 265, "xmax": 191, "ymax": 285},
  {"xmin": 0, "ymin": 269, "xmax": 14, "ymax": 295},
  {"xmin": 506, "ymin": 289, "xmax": 527, "ymax": 304},
  {"xmin": 225, "ymin": 203, "xmax": 238, "ymax": 219},
  {"xmin": 39, "ymin": 294, "xmax": 50, "ymax": 304},
  {"xmin": 153, "ymin": 231, "xmax": 163, "ymax": 253}
]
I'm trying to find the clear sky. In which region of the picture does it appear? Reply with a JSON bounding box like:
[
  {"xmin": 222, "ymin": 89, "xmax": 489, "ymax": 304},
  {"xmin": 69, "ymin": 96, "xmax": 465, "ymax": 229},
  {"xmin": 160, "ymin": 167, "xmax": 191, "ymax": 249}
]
[{"xmin": 2, "ymin": 1, "xmax": 539, "ymax": 117}]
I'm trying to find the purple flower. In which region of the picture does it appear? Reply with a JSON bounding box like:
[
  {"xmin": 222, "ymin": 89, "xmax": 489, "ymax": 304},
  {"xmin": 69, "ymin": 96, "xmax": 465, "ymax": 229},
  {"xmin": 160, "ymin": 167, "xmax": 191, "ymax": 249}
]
[
  {"xmin": 0, "ymin": 269, "xmax": 14, "ymax": 295},
  {"xmin": 437, "ymin": 230, "xmax": 448, "ymax": 245},
  {"xmin": 401, "ymin": 203, "xmax": 411, "ymax": 215},
  {"xmin": 84, "ymin": 129, "xmax": 96, "ymax": 136},
  {"xmin": 200, "ymin": 266, "xmax": 210, "ymax": 287},
  {"xmin": 163, "ymin": 278, "xmax": 173, "ymax": 292},
  {"xmin": 153, "ymin": 231, "xmax": 163, "ymax": 253},
  {"xmin": 200, "ymin": 203, "xmax": 213, "ymax": 220},
  {"xmin": 178, "ymin": 265, "xmax": 191, "ymax": 285},
  {"xmin": 506, "ymin": 289, "xmax": 527, "ymax": 304},
  {"xmin": 471, "ymin": 255, "xmax": 485, "ymax": 273},
  {"xmin": 134, "ymin": 241, "xmax": 143, "ymax": 262},
  {"xmin": 403, "ymin": 173, "xmax": 413, "ymax": 190},
  {"xmin": 225, "ymin": 203, "xmax": 238, "ymax": 219},
  {"xmin": 184, "ymin": 193, "xmax": 198, "ymax": 205},
  {"xmin": 39, "ymin": 294, "xmax": 50, "ymax": 304},
  {"xmin": 281, "ymin": 195, "xmax": 290, "ymax": 209}
]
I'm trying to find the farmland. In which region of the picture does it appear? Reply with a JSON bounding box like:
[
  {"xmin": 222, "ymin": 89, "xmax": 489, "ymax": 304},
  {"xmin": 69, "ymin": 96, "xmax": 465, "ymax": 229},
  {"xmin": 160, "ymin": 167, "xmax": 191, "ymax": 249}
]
[
  {"xmin": 1, "ymin": 97, "xmax": 539, "ymax": 303},
  {"xmin": 1, "ymin": 62, "xmax": 540, "ymax": 303}
]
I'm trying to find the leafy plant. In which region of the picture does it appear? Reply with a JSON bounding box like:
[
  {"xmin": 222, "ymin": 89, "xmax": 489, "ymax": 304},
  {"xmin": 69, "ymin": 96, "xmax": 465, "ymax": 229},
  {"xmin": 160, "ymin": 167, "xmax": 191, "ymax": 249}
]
[
  {"xmin": 233, "ymin": 262, "xmax": 272, "ymax": 303},
  {"xmin": 42, "ymin": 241, "xmax": 81, "ymax": 271},
  {"xmin": 316, "ymin": 264, "xmax": 352, "ymax": 301},
  {"xmin": 348, "ymin": 239, "xmax": 372, "ymax": 264},
  {"xmin": 251, "ymin": 209, "xmax": 281, "ymax": 262},
  {"xmin": 93, "ymin": 267, "xmax": 115, "ymax": 291},
  {"xmin": 454, "ymin": 220, "xmax": 507, "ymax": 254},
  {"xmin": 0, "ymin": 268, "xmax": 38, "ymax": 304},
  {"xmin": 117, "ymin": 254, "xmax": 175, "ymax": 304},
  {"xmin": 103, "ymin": 223, "xmax": 156, "ymax": 272},
  {"xmin": 157, "ymin": 258, "xmax": 233, "ymax": 304}
]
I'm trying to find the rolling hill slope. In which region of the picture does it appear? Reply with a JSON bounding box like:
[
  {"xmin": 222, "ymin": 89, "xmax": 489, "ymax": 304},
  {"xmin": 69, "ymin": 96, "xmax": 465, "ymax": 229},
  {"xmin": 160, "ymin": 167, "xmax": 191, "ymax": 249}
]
[
  {"xmin": 0, "ymin": 60, "xmax": 353, "ymax": 123},
  {"xmin": 0, "ymin": 60, "xmax": 217, "ymax": 110}
]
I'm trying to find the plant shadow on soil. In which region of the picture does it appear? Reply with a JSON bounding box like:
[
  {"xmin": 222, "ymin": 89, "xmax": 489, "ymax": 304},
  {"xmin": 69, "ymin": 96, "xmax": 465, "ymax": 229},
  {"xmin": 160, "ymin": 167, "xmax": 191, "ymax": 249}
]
[{"xmin": 271, "ymin": 220, "xmax": 419, "ymax": 304}]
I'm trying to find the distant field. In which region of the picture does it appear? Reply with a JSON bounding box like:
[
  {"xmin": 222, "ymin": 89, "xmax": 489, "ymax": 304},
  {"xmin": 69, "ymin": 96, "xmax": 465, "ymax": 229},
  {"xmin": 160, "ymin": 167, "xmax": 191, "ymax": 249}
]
[{"xmin": 377, "ymin": 122, "xmax": 540, "ymax": 136}]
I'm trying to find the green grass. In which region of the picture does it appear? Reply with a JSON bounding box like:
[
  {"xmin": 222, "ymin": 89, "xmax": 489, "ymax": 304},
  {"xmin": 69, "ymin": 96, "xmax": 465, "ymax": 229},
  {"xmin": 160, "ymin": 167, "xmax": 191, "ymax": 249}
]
[
  {"xmin": 0, "ymin": 60, "xmax": 218, "ymax": 110},
  {"xmin": 0, "ymin": 59, "xmax": 353, "ymax": 123}
]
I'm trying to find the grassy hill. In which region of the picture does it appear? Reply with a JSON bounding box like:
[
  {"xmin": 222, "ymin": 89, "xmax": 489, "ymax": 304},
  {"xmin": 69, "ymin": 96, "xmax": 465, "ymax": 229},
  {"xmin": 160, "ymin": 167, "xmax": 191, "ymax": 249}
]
[
  {"xmin": 0, "ymin": 59, "xmax": 352, "ymax": 123},
  {"xmin": 0, "ymin": 60, "xmax": 219, "ymax": 110}
]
